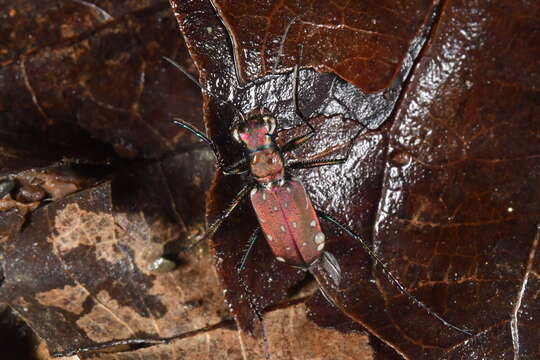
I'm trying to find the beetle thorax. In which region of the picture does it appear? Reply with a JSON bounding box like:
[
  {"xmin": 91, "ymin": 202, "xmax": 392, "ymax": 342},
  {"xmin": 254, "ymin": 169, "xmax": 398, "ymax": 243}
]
[
  {"xmin": 231, "ymin": 108, "xmax": 284, "ymax": 184},
  {"xmin": 250, "ymin": 148, "xmax": 285, "ymax": 184}
]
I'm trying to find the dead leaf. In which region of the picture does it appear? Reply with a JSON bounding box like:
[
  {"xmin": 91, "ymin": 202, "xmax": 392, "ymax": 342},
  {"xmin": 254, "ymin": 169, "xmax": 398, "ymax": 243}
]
[
  {"xmin": 1, "ymin": 0, "xmax": 538, "ymax": 359},
  {"xmin": 171, "ymin": 0, "xmax": 540, "ymax": 359},
  {"xmin": 78, "ymin": 303, "xmax": 372, "ymax": 360}
]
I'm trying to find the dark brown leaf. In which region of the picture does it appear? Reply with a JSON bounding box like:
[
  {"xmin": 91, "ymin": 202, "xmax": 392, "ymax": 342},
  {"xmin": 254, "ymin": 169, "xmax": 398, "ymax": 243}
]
[
  {"xmin": 171, "ymin": 0, "xmax": 540, "ymax": 359},
  {"xmin": 0, "ymin": 0, "xmax": 203, "ymax": 163}
]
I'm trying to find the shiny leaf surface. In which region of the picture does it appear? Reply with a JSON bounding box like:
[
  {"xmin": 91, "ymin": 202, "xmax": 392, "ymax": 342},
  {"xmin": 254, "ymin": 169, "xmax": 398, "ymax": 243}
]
[{"xmin": 171, "ymin": 0, "xmax": 540, "ymax": 359}]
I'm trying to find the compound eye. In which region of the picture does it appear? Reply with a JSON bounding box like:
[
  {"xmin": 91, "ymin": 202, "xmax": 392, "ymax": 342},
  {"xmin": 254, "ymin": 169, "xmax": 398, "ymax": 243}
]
[
  {"xmin": 262, "ymin": 116, "xmax": 276, "ymax": 135},
  {"xmin": 232, "ymin": 128, "xmax": 242, "ymax": 143}
]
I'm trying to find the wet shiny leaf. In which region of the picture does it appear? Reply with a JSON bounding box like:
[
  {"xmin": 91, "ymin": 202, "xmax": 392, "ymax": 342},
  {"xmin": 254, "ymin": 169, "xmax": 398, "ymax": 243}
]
[{"xmin": 171, "ymin": 0, "xmax": 540, "ymax": 359}]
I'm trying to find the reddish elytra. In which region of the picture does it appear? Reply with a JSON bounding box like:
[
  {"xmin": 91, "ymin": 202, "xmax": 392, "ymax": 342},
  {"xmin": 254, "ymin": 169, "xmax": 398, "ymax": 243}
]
[{"xmin": 235, "ymin": 109, "xmax": 325, "ymax": 267}]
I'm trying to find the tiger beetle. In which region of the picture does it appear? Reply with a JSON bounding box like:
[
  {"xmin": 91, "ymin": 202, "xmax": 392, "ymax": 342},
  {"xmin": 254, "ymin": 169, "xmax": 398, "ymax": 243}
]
[{"xmin": 162, "ymin": 56, "xmax": 473, "ymax": 338}]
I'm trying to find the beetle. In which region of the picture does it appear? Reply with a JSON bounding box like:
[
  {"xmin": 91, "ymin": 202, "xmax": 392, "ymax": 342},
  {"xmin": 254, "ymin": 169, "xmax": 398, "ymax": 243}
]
[{"xmin": 162, "ymin": 56, "xmax": 473, "ymax": 338}]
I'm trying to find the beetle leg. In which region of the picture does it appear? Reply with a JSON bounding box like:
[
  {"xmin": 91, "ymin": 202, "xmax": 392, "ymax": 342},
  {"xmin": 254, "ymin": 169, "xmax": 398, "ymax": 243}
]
[
  {"xmin": 288, "ymin": 154, "xmax": 353, "ymax": 169},
  {"xmin": 317, "ymin": 211, "xmax": 474, "ymax": 336},
  {"xmin": 237, "ymin": 281, "xmax": 270, "ymax": 360},
  {"xmin": 288, "ymin": 158, "xmax": 345, "ymax": 169},
  {"xmin": 236, "ymin": 228, "xmax": 270, "ymax": 360},
  {"xmin": 172, "ymin": 117, "xmax": 247, "ymax": 175},
  {"xmin": 281, "ymin": 130, "xmax": 315, "ymax": 153},
  {"xmin": 237, "ymin": 227, "xmax": 261, "ymax": 273},
  {"xmin": 222, "ymin": 157, "xmax": 249, "ymax": 175},
  {"xmin": 287, "ymin": 123, "xmax": 368, "ymax": 169},
  {"xmin": 285, "ymin": 59, "xmax": 369, "ymax": 155},
  {"xmin": 252, "ymin": 304, "xmax": 270, "ymax": 360},
  {"xmin": 179, "ymin": 183, "xmax": 253, "ymax": 253}
]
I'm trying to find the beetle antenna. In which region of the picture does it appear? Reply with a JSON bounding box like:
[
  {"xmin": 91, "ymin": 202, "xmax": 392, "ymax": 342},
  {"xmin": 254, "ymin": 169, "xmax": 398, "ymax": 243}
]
[
  {"xmin": 163, "ymin": 56, "xmax": 246, "ymax": 122},
  {"xmin": 272, "ymin": 14, "xmax": 303, "ymax": 72},
  {"xmin": 163, "ymin": 56, "xmax": 200, "ymax": 89}
]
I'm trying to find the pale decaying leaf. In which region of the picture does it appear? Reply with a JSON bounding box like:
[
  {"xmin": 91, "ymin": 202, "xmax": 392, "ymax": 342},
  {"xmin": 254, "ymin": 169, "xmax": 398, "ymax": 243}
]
[
  {"xmin": 79, "ymin": 303, "xmax": 372, "ymax": 360},
  {"xmin": 0, "ymin": 183, "xmax": 228, "ymax": 354},
  {"xmin": 48, "ymin": 203, "xmax": 118, "ymax": 262},
  {"xmin": 35, "ymin": 284, "xmax": 88, "ymax": 316}
]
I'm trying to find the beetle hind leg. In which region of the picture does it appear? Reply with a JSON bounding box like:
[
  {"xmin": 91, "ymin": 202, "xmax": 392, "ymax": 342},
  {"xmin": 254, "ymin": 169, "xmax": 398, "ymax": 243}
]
[
  {"xmin": 317, "ymin": 210, "xmax": 474, "ymax": 336},
  {"xmin": 236, "ymin": 228, "xmax": 270, "ymax": 359}
]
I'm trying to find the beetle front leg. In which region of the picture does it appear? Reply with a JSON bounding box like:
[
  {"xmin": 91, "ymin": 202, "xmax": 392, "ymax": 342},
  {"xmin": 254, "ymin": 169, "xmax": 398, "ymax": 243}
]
[
  {"xmin": 288, "ymin": 158, "xmax": 346, "ymax": 169},
  {"xmin": 222, "ymin": 157, "xmax": 249, "ymax": 175},
  {"xmin": 281, "ymin": 130, "xmax": 315, "ymax": 154},
  {"xmin": 287, "ymin": 122, "xmax": 368, "ymax": 169},
  {"xmin": 283, "ymin": 48, "xmax": 370, "ymax": 157}
]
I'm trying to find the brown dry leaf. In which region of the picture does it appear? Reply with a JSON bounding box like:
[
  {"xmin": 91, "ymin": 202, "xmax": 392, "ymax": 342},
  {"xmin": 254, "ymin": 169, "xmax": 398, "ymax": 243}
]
[
  {"xmin": 0, "ymin": 0, "xmax": 234, "ymax": 358},
  {"xmin": 78, "ymin": 303, "xmax": 372, "ymax": 360},
  {"xmin": 0, "ymin": 179, "xmax": 225, "ymax": 355}
]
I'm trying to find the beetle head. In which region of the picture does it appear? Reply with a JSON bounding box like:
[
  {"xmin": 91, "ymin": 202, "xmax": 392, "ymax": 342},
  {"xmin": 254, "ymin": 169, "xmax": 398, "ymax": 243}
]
[{"xmin": 231, "ymin": 108, "xmax": 276, "ymax": 151}]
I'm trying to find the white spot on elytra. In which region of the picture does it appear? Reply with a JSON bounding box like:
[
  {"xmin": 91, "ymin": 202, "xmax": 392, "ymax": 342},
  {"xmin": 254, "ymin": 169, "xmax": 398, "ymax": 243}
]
[
  {"xmin": 292, "ymin": 221, "xmax": 297, "ymax": 228},
  {"xmin": 262, "ymin": 192, "xmax": 267, "ymax": 201},
  {"xmin": 286, "ymin": 187, "xmax": 291, "ymax": 193},
  {"xmin": 302, "ymin": 242, "xmax": 307, "ymax": 247},
  {"xmin": 276, "ymin": 257, "xmax": 286, "ymax": 262},
  {"xmin": 280, "ymin": 225, "xmax": 286, "ymax": 233},
  {"xmin": 251, "ymin": 188, "xmax": 257, "ymax": 196},
  {"xmin": 285, "ymin": 247, "xmax": 290, "ymax": 251},
  {"xmin": 273, "ymin": 206, "xmax": 279, "ymax": 212},
  {"xmin": 314, "ymin": 232, "xmax": 325, "ymax": 245},
  {"xmin": 310, "ymin": 220, "xmax": 316, "ymax": 227},
  {"xmin": 267, "ymin": 234, "xmax": 273, "ymax": 241},
  {"xmin": 284, "ymin": 202, "xmax": 288, "ymax": 208}
]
